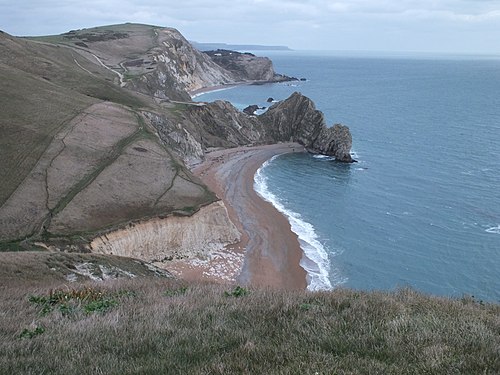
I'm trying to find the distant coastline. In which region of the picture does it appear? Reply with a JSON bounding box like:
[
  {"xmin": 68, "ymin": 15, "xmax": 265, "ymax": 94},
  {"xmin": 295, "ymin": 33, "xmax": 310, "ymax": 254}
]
[{"xmin": 191, "ymin": 41, "xmax": 292, "ymax": 51}]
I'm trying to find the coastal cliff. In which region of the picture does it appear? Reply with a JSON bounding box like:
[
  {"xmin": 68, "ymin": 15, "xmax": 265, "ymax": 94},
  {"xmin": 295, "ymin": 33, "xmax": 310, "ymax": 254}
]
[
  {"xmin": 52, "ymin": 24, "xmax": 290, "ymax": 101},
  {"xmin": 260, "ymin": 92, "xmax": 354, "ymax": 162},
  {"xmin": 204, "ymin": 49, "xmax": 294, "ymax": 83},
  {"xmin": 146, "ymin": 92, "xmax": 354, "ymax": 165},
  {"xmin": 90, "ymin": 201, "xmax": 240, "ymax": 263},
  {"xmin": 127, "ymin": 28, "xmax": 235, "ymax": 101}
]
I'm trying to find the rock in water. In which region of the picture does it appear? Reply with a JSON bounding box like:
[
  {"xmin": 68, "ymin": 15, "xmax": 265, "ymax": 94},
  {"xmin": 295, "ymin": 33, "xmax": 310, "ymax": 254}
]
[
  {"xmin": 259, "ymin": 92, "xmax": 354, "ymax": 162},
  {"xmin": 243, "ymin": 105, "xmax": 260, "ymax": 115},
  {"xmin": 313, "ymin": 124, "xmax": 354, "ymax": 162}
]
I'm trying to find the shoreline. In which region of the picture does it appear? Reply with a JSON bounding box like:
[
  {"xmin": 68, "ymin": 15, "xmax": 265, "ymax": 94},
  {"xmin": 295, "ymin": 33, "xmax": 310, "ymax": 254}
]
[
  {"xmin": 172, "ymin": 143, "xmax": 308, "ymax": 290},
  {"xmin": 189, "ymin": 78, "xmax": 297, "ymax": 99},
  {"xmin": 189, "ymin": 83, "xmax": 241, "ymax": 99}
]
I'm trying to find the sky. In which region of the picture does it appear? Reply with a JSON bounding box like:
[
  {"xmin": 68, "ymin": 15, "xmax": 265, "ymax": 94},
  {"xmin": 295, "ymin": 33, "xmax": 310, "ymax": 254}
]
[{"xmin": 1, "ymin": 0, "xmax": 500, "ymax": 54}]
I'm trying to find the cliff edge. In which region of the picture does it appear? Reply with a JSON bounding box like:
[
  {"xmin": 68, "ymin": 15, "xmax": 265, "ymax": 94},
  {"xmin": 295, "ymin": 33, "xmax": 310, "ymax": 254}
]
[
  {"xmin": 204, "ymin": 49, "xmax": 295, "ymax": 83},
  {"xmin": 147, "ymin": 92, "xmax": 354, "ymax": 165}
]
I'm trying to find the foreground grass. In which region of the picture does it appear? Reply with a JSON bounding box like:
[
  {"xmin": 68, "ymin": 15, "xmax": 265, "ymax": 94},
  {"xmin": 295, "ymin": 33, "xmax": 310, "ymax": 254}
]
[{"xmin": 0, "ymin": 279, "xmax": 498, "ymax": 374}]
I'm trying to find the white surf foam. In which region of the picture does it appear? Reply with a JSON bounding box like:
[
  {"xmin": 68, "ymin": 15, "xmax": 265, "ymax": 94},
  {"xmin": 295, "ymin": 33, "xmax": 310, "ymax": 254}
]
[
  {"xmin": 254, "ymin": 157, "xmax": 333, "ymax": 291},
  {"xmin": 312, "ymin": 154, "xmax": 335, "ymax": 161},
  {"xmin": 485, "ymin": 225, "xmax": 500, "ymax": 234}
]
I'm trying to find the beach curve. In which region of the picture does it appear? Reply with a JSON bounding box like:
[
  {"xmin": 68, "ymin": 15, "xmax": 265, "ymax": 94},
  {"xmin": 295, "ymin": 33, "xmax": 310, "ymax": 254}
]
[{"xmin": 193, "ymin": 143, "xmax": 308, "ymax": 290}]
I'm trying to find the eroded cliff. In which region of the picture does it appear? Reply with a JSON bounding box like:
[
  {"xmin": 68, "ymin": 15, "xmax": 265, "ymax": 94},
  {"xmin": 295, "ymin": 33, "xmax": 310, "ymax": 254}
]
[
  {"xmin": 146, "ymin": 92, "xmax": 354, "ymax": 165},
  {"xmin": 90, "ymin": 201, "xmax": 240, "ymax": 263},
  {"xmin": 204, "ymin": 49, "xmax": 294, "ymax": 83},
  {"xmin": 50, "ymin": 24, "xmax": 290, "ymax": 101},
  {"xmin": 260, "ymin": 92, "xmax": 354, "ymax": 162}
]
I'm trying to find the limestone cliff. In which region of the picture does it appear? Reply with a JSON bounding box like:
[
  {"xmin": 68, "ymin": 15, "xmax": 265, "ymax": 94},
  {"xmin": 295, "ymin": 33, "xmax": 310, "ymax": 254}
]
[
  {"xmin": 56, "ymin": 24, "xmax": 291, "ymax": 101},
  {"xmin": 204, "ymin": 49, "xmax": 294, "ymax": 83},
  {"xmin": 90, "ymin": 201, "xmax": 240, "ymax": 263},
  {"xmin": 144, "ymin": 100, "xmax": 263, "ymax": 166},
  {"xmin": 146, "ymin": 92, "xmax": 354, "ymax": 165},
  {"xmin": 260, "ymin": 93, "xmax": 354, "ymax": 162},
  {"xmin": 127, "ymin": 28, "xmax": 235, "ymax": 101}
]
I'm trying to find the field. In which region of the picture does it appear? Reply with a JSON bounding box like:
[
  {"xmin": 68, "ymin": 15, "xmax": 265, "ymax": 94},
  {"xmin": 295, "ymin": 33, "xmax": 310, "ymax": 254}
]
[{"xmin": 0, "ymin": 264, "xmax": 498, "ymax": 374}]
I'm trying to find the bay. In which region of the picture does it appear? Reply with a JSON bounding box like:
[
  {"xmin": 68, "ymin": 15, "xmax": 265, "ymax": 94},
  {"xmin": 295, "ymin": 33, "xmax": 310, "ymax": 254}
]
[{"xmin": 195, "ymin": 51, "xmax": 500, "ymax": 302}]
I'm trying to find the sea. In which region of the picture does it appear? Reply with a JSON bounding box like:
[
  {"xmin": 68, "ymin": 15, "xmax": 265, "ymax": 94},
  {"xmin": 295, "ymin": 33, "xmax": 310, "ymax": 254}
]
[{"xmin": 194, "ymin": 51, "xmax": 500, "ymax": 302}]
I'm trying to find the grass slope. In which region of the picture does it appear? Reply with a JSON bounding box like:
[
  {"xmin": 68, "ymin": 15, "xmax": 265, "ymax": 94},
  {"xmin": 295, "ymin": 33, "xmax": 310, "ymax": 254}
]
[
  {"xmin": 0, "ymin": 30, "xmax": 216, "ymax": 246},
  {"xmin": 0, "ymin": 31, "xmax": 144, "ymax": 206},
  {"xmin": 0, "ymin": 277, "xmax": 498, "ymax": 374}
]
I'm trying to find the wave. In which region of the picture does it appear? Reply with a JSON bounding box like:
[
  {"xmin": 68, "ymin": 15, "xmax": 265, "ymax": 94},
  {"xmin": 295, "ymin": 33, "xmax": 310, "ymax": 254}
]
[
  {"xmin": 312, "ymin": 154, "xmax": 335, "ymax": 161},
  {"xmin": 254, "ymin": 156, "xmax": 333, "ymax": 291},
  {"xmin": 485, "ymin": 225, "xmax": 500, "ymax": 234}
]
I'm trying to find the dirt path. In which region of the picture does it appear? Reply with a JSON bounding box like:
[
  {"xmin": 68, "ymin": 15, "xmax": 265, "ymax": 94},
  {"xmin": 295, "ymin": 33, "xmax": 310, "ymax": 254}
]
[{"xmin": 91, "ymin": 53, "xmax": 126, "ymax": 87}]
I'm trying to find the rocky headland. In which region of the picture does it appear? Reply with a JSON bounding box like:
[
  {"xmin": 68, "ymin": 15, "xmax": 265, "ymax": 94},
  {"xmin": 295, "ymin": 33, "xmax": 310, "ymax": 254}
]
[
  {"xmin": 203, "ymin": 49, "xmax": 296, "ymax": 83},
  {"xmin": 1, "ymin": 24, "xmax": 498, "ymax": 375},
  {"xmin": 147, "ymin": 92, "xmax": 354, "ymax": 166}
]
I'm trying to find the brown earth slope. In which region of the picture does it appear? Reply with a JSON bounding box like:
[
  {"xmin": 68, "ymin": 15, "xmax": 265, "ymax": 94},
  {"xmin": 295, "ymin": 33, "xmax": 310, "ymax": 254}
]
[{"xmin": 0, "ymin": 29, "xmax": 217, "ymax": 251}]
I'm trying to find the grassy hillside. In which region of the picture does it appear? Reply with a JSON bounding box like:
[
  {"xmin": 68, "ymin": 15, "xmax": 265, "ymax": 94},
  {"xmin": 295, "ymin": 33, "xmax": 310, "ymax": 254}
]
[
  {"xmin": 0, "ymin": 29, "xmax": 217, "ymax": 248},
  {"xmin": 0, "ymin": 30, "xmax": 145, "ymax": 207},
  {"xmin": 0, "ymin": 274, "xmax": 498, "ymax": 374}
]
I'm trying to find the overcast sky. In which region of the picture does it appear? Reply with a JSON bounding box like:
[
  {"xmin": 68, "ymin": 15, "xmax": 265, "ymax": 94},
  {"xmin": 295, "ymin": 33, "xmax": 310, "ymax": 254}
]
[{"xmin": 1, "ymin": 0, "xmax": 500, "ymax": 54}]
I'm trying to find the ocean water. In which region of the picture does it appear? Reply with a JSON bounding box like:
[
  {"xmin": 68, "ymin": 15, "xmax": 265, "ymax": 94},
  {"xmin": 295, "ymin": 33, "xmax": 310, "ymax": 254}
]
[{"xmin": 195, "ymin": 51, "xmax": 500, "ymax": 302}]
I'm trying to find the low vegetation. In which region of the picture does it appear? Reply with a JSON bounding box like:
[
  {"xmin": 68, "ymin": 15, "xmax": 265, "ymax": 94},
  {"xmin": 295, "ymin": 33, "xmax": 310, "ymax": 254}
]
[
  {"xmin": 0, "ymin": 277, "xmax": 498, "ymax": 374},
  {"xmin": 0, "ymin": 28, "xmax": 216, "ymax": 246}
]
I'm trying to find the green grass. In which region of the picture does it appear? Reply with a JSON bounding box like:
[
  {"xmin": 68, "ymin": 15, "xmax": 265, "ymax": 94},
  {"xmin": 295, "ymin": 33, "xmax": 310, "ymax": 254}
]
[{"xmin": 0, "ymin": 278, "xmax": 498, "ymax": 374}]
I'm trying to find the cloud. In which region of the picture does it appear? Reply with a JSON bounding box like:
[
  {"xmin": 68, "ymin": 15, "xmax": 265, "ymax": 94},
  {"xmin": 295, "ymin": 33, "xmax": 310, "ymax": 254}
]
[{"xmin": 1, "ymin": 0, "xmax": 499, "ymax": 53}]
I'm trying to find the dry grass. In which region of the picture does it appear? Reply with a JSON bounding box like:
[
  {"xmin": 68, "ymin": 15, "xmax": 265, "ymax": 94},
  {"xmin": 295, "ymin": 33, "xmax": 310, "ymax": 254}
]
[
  {"xmin": 0, "ymin": 32, "xmax": 144, "ymax": 207},
  {"xmin": 0, "ymin": 276, "xmax": 498, "ymax": 375},
  {"xmin": 0, "ymin": 31, "xmax": 216, "ymax": 245}
]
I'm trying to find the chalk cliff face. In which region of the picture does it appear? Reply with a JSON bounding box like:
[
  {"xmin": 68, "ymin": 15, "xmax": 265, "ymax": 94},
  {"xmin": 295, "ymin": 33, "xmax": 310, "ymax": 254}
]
[
  {"xmin": 127, "ymin": 28, "xmax": 235, "ymax": 101},
  {"xmin": 54, "ymin": 24, "xmax": 287, "ymax": 102},
  {"xmin": 90, "ymin": 201, "xmax": 240, "ymax": 262}
]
